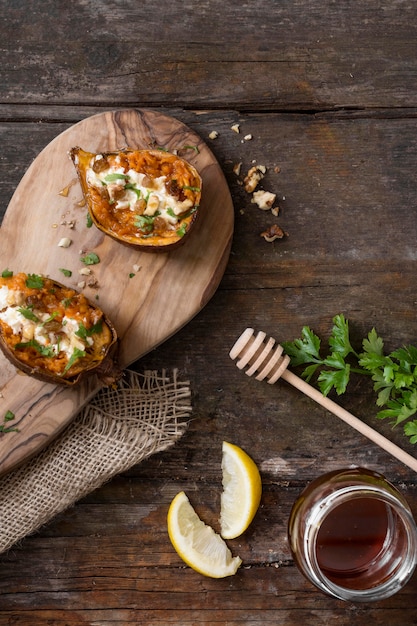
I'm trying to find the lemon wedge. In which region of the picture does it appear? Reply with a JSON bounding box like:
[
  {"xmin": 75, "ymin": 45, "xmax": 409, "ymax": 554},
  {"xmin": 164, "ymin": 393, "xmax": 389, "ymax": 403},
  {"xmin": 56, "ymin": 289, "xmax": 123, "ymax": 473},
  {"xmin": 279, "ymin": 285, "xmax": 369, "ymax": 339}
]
[
  {"xmin": 167, "ymin": 491, "xmax": 242, "ymax": 578},
  {"xmin": 220, "ymin": 441, "xmax": 262, "ymax": 539}
]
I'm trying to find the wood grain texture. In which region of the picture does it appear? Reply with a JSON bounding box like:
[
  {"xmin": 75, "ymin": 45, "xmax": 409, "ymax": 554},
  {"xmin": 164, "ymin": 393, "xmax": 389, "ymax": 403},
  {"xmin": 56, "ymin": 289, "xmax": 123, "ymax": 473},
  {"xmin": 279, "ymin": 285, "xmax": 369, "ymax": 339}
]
[
  {"xmin": 1, "ymin": 0, "xmax": 416, "ymax": 111},
  {"xmin": 0, "ymin": 108, "xmax": 233, "ymax": 475}
]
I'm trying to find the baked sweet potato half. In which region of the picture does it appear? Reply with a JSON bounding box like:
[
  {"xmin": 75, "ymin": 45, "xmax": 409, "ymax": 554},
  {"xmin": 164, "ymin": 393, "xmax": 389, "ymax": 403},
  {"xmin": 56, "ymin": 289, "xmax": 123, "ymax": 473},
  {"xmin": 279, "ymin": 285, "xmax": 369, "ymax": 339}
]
[
  {"xmin": 69, "ymin": 147, "xmax": 202, "ymax": 251},
  {"xmin": 0, "ymin": 272, "xmax": 118, "ymax": 386}
]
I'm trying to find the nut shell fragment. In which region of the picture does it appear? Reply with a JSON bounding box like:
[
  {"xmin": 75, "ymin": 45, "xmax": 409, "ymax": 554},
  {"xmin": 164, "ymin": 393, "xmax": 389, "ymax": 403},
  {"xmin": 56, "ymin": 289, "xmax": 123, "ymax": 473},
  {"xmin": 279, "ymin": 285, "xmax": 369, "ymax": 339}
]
[{"xmin": 260, "ymin": 224, "xmax": 288, "ymax": 242}]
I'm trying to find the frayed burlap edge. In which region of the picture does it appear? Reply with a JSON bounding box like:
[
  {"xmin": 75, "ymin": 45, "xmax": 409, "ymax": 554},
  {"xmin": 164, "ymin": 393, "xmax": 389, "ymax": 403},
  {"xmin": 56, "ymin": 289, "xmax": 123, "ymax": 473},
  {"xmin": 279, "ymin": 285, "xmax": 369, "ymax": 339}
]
[{"xmin": 0, "ymin": 369, "xmax": 191, "ymax": 554}]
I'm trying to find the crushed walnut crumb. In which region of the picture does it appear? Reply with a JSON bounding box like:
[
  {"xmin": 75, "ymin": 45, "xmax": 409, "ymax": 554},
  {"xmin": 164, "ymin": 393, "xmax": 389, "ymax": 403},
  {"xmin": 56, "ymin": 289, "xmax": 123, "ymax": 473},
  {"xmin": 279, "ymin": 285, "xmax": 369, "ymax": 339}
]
[
  {"xmin": 233, "ymin": 162, "xmax": 242, "ymax": 176},
  {"xmin": 244, "ymin": 165, "xmax": 266, "ymax": 193},
  {"xmin": 251, "ymin": 190, "xmax": 276, "ymax": 210},
  {"xmin": 87, "ymin": 277, "xmax": 99, "ymax": 289},
  {"xmin": 61, "ymin": 219, "xmax": 76, "ymax": 229},
  {"xmin": 260, "ymin": 224, "xmax": 288, "ymax": 242}
]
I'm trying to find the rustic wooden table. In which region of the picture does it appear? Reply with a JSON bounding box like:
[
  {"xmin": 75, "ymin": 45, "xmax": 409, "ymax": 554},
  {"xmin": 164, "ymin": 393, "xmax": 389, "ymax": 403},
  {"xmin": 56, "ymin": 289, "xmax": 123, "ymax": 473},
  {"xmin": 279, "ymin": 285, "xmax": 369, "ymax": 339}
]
[{"xmin": 1, "ymin": 1, "xmax": 417, "ymax": 624}]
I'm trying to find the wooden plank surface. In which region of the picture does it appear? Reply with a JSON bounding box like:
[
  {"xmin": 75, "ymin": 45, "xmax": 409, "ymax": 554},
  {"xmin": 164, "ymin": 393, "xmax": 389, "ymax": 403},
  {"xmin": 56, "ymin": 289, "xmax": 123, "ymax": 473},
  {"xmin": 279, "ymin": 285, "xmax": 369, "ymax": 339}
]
[{"xmin": 1, "ymin": 0, "xmax": 417, "ymax": 624}]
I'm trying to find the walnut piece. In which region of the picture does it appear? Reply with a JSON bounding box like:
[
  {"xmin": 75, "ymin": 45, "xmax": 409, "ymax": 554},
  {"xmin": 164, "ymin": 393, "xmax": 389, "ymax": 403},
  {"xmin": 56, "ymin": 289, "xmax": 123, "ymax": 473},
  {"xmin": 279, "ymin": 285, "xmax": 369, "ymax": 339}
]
[
  {"xmin": 251, "ymin": 190, "xmax": 276, "ymax": 210},
  {"xmin": 243, "ymin": 165, "xmax": 266, "ymax": 193},
  {"xmin": 260, "ymin": 224, "xmax": 287, "ymax": 242}
]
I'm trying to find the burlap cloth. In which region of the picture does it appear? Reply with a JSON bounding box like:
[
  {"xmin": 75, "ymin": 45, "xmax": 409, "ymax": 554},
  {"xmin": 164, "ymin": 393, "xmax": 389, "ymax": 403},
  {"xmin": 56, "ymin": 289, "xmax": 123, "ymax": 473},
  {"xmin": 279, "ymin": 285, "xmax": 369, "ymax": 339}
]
[{"xmin": 0, "ymin": 369, "xmax": 191, "ymax": 554}]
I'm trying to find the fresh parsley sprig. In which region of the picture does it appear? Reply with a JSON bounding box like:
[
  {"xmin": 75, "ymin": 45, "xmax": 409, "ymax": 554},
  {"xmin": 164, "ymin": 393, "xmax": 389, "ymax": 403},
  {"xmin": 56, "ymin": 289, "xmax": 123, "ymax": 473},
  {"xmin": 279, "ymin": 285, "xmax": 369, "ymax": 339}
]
[{"xmin": 283, "ymin": 314, "xmax": 417, "ymax": 444}]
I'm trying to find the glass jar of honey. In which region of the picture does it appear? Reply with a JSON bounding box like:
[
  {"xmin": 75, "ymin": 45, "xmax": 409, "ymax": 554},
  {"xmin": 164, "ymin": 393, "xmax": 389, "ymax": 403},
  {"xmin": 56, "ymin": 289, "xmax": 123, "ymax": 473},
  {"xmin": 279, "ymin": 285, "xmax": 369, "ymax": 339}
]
[{"xmin": 288, "ymin": 467, "xmax": 417, "ymax": 602}]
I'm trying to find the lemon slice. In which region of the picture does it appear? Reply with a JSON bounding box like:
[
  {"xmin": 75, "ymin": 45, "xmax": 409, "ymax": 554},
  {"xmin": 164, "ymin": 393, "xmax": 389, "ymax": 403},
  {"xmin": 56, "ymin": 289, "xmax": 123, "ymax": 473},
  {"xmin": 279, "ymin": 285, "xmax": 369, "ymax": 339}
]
[
  {"xmin": 220, "ymin": 441, "xmax": 262, "ymax": 539},
  {"xmin": 167, "ymin": 491, "xmax": 242, "ymax": 578}
]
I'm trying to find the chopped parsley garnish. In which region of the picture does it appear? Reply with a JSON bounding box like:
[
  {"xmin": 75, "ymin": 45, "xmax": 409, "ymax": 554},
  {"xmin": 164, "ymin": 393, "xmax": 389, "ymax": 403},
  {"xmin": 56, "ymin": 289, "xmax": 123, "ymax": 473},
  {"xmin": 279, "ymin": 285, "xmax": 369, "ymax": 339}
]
[
  {"xmin": 17, "ymin": 306, "xmax": 40, "ymax": 322},
  {"xmin": 0, "ymin": 410, "xmax": 18, "ymax": 434},
  {"xmin": 181, "ymin": 206, "xmax": 198, "ymax": 219},
  {"xmin": 14, "ymin": 339, "xmax": 55, "ymax": 357},
  {"xmin": 86, "ymin": 212, "xmax": 93, "ymax": 228},
  {"xmin": 176, "ymin": 223, "xmax": 188, "ymax": 238},
  {"xmin": 125, "ymin": 183, "xmax": 142, "ymax": 197},
  {"xmin": 134, "ymin": 215, "xmax": 154, "ymax": 234},
  {"xmin": 1, "ymin": 269, "xmax": 13, "ymax": 278},
  {"xmin": 62, "ymin": 297, "xmax": 73, "ymax": 308},
  {"xmin": 63, "ymin": 347, "xmax": 86, "ymax": 374},
  {"xmin": 75, "ymin": 321, "xmax": 102, "ymax": 340},
  {"xmin": 59, "ymin": 268, "xmax": 72, "ymax": 277},
  {"xmin": 25, "ymin": 274, "xmax": 44, "ymax": 289},
  {"xmin": 104, "ymin": 173, "xmax": 129, "ymax": 183},
  {"xmin": 80, "ymin": 252, "xmax": 100, "ymax": 265},
  {"xmin": 182, "ymin": 185, "xmax": 201, "ymax": 192},
  {"xmin": 181, "ymin": 145, "xmax": 200, "ymax": 154},
  {"xmin": 41, "ymin": 311, "xmax": 60, "ymax": 326}
]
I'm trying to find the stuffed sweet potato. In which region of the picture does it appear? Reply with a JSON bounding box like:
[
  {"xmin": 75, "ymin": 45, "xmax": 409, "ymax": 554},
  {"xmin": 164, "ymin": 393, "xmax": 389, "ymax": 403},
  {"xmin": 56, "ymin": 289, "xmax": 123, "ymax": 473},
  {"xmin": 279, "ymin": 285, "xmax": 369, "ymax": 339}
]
[
  {"xmin": 70, "ymin": 147, "xmax": 202, "ymax": 251},
  {"xmin": 0, "ymin": 272, "xmax": 118, "ymax": 385}
]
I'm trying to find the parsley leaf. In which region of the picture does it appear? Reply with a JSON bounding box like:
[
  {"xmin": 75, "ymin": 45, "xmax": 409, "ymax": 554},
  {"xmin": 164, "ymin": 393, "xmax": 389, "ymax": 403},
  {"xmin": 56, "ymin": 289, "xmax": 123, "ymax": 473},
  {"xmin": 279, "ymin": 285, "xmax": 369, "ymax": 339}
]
[
  {"xmin": 14, "ymin": 339, "xmax": 55, "ymax": 357},
  {"xmin": 0, "ymin": 410, "xmax": 18, "ymax": 434},
  {"xmin": 17, "ymin": 306, "xmax": 40, "ymax": 322},
  {"xmin": 63, "ymin": 347, "xmax": 86, "ymax": 374},
  {"xmin": 135, "ymin": 215, "xmax": 154, "ymax": 233},
  {"xmin": 25, "ymin": 274, "xmax": 44, "ymax": 289},
  {"xmin": 176, "ymin": 223, "xmax": 188, "ymax": 238},
  {"xmin": 104, "ymin": 173, "xmax": 129, "ymax": 183},
  {"xmin": 80, "ymin": 252, "xmax": 100, "ymax": 265},
  {"xmin": 75, "ymin": 321, "xmax": 102, "ymax": 340}
]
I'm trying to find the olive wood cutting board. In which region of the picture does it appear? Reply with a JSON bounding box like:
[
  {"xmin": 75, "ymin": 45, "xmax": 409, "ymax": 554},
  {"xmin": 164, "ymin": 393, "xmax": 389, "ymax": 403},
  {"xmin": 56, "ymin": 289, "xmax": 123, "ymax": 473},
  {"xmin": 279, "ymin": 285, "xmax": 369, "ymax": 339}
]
[{"xmin": 0, "ymin": 109, "xmax": 234, "ymax": 476}]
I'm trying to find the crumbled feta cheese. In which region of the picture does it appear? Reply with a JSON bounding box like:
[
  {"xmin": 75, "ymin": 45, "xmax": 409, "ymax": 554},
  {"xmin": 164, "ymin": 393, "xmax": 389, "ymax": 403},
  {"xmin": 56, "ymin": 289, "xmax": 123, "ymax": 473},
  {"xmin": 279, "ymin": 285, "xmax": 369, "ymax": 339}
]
[
  {"xmin": 231, "ymin": 124, "xmax": 240, "ymax": 133},
  {"xmin": 0, "ymin": 286, "xmax": 24, "ymax": 310},
  {"xmin": 209, "ymin": 131, "xmax": 219, "ymax": 139}
]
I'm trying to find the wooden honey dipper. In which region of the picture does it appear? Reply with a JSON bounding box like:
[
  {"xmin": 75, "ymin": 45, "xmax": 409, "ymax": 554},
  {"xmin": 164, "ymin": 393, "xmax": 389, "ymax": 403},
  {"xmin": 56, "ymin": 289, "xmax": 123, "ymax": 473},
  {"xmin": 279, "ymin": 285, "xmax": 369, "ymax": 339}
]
[{"xmin": 230, "ymin": 328, "xmax": 417, "ymax": 473}]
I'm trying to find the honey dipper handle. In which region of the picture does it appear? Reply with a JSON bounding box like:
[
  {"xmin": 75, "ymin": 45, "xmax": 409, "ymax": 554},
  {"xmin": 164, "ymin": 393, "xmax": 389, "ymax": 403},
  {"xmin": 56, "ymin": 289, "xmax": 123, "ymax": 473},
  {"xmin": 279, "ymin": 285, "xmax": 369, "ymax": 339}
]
[{"xmin": 281, "ymin": 369, "xmax": 417, "ymax": 473}]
